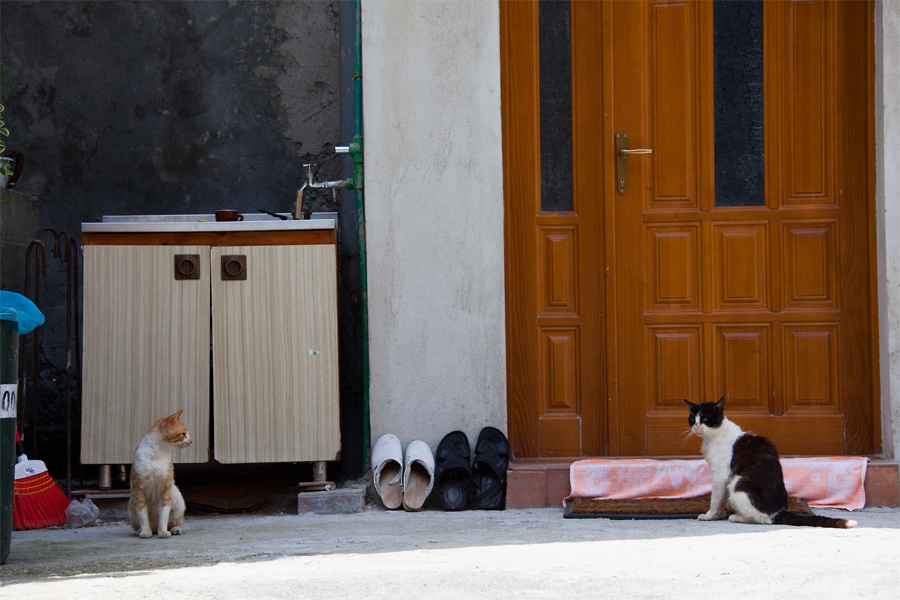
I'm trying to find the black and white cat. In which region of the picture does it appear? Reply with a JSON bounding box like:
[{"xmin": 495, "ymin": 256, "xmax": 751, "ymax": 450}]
[{"xmin": 685, "ymin": 398, "xmax": 857, "ymax": 529}]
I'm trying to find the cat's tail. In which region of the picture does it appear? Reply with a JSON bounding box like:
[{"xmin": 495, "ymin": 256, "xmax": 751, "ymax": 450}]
[{"xmin": 773, "ymin": 510, "xmax": 857, "ymax": 529}]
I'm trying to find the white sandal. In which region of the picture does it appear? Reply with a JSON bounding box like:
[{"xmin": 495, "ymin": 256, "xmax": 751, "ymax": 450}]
[
  {"xmin": 372, "ymin": 433, "xmax": 403, "ymax": 509},
  {"xmin": 402, "ymin": 440, "xmax": 435, "ymax": 512}
]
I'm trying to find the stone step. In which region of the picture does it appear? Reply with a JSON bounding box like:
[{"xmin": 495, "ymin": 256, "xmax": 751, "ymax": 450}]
[
  {"xmin": 507, "ymin": 458, "xmax": 899, "ymax": 509},
  {"xmin": 297, "ymin": 487, "xmax": 366, "ymax": 514}
]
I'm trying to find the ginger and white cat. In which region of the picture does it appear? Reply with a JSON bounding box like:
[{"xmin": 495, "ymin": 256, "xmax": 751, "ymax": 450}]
[
  {"xmin": 127, "ymin": 410, "xmax": 193, "ymax": 538},
  {"xmin": 685, "ymin": 398, "xmax": 856, "ymax": 529}
]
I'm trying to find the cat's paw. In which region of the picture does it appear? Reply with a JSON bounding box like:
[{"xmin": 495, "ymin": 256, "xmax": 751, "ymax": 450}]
[
  {"xmin": 139, "ymin": 530, "xmax": 153, "ymax": 539},
  {"xmin": 698, "ymin": 511, "xmax": 722, "ymax": 521},
  {"xmin": 170, "ymin": 526, "xmax": 183, "ymax": 535},
  {"xmin": 158, "ymin": 529, "xmax": 172, "ymax": 538}
]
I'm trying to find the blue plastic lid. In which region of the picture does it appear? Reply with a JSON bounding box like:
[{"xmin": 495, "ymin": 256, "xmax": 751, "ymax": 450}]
[{"xmin": 0, "ymin": 291, "xmax": 45, "ymax": 334}]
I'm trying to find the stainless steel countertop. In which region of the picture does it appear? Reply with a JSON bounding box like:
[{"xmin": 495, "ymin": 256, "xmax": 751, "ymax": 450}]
[{"xmin": 82, "ymin": 213, "xmax": 336, "ymax": 233}]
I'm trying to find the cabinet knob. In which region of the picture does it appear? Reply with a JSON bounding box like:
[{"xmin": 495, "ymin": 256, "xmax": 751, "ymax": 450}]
[
  {"xmin": 174, "ymin": 254, "xmax": 201, "ymax": 280},
  {"xmin": 221, "ymin": 255, "xmax": 247, "ymax": 280}
]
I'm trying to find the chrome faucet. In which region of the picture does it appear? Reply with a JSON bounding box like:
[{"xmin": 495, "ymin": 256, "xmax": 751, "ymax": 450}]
[
  {"xmin": 303, "ymin": 142, "xmax": 362, "ymax": 195},
  {"xmin": 294, "ymin": 161, "xmax": 347, "ymax": 218},
  {"xmin": 295, "ymin": 141, "xmax": 363, "ymax": 218},
  {"xmin": 303, "ymin": 162, "xmax": 351, "ymax": 201}
]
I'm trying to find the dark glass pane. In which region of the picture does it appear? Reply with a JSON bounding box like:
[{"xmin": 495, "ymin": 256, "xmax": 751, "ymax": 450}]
[
  {"xmin": 714, "ymin": 0, "xmax": 765, "ymax": 207},
  {"xmin": 539, "ymin": 0, "xmax": 573, "ymax": 212}
]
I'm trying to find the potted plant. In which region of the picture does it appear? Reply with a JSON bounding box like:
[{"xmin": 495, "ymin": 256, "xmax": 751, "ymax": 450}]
[
  {"xmin": 0, "ymin": 104, "xmax": 10, "ymax": 189},
  {"xmin": 0, "ymin": 64, "xmax": 19, "ymax": 195}
]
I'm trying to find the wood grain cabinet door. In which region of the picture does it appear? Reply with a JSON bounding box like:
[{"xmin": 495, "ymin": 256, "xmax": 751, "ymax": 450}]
[
  {"xmin": 210, "ymin": 244, "xmax": 340, "ymax": 463},
  {"xmin": 81, "ymin": 245, "xmax": 210, "ymax": 464}
]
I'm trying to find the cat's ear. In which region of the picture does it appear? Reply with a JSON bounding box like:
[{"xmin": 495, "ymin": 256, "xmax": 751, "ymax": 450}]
[
  {"xmin": 683, "ymin": 399, "xmax": 697, "ymax": 409},
  {"xmin": 169, "ymin": 410, "xmax": 184, "ymax": 422},
  {"xmin": 715, "ymin": 397, "xmax": 725, "ymax": 410}
]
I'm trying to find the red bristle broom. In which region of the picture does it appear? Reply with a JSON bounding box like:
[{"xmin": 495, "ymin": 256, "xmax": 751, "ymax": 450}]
[{"xmin": 12, "ymin": 429, "xmax": 70, "ymax": 530}]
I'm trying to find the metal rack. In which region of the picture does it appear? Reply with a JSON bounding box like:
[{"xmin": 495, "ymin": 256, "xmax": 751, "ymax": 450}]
[{"xmin": 21, "ymin": 227, "xmax": 81, "ymax": 497}]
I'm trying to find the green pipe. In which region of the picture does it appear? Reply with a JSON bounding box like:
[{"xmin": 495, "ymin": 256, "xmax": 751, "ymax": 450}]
[{"xmin": 353, "ymin": 0, "xmax": 371, "ymax": 470}]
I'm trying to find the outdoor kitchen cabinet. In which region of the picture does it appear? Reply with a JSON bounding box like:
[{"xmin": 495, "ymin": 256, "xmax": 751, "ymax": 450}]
[{"xmin": 80, "ymin": 221, "xmax": 340, "ymax": 465}]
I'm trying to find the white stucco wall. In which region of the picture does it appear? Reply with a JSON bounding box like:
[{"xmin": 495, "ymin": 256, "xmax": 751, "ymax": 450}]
[
  {"xmin": 361, "ymin": 1, "xmax": 507, "ymax": 454},
  {"xmin": 361, "ymin": 0, "xmax": 899, "ymax": 480},
  {"xmin": 878, "ymin": 1, "xmax": 900, "ymax": 463}
]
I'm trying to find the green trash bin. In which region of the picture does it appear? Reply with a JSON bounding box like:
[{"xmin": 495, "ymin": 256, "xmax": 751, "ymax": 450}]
[
  {"xmin": 0, "ymin": 291, "xmax": 44, "ymax": 565},
  {"xmin": 1, "ymin": 319, "xmax": 19, "ymax": 565}
]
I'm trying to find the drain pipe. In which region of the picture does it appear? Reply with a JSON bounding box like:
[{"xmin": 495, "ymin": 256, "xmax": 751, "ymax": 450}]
[
  {"xmin": 353, "ymin": 0, "xmax": 371, "ymax": 473},
  {"xmin": 339, "ymin": 0, "xmax": 370, "ymax": 474}
]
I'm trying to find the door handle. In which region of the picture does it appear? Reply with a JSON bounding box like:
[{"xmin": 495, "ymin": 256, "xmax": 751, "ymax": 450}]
[
  {"xmin": 174, "ymin": 254, "xmax": 201, "ymax": 280},
  {"xmin": 615, "ymin": 132, "xmax": 653, "ymax": 195},
  {"xmin": 221, "ymin": 255, "xmax": 247, "ymax": 280}
]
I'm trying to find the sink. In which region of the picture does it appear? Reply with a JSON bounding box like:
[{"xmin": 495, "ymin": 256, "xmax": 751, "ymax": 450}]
[
  {"xmin": 82, "ymin": 212, "xmax": 337, "ymax": 233},
  {"xmin": 99, "ymin": 213, "xmax": 290, "ymax": 223}
]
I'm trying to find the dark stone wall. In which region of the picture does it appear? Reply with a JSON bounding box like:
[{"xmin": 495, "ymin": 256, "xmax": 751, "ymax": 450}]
[
  {"xmin": 0, "ymin": 1, "xmax": 363, "ymax": 478},
  {"xmin": 2, "ymin": 1, "xmax": 341, "ymax": 222}
]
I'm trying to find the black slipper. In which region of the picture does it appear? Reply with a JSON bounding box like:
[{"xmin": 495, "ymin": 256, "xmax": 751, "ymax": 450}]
[
  {"xmin": 470, "ymin": 426, "xmax": 510, "ymax": 510},
  {"xmin": 434, "ymin": 431, "xmax": 472, "ymax": 511}
]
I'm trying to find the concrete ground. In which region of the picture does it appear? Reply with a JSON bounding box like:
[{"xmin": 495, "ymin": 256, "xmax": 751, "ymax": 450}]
[{"xmin": 2, "ymin": 504, "xmax": 898, "ymax": 599}]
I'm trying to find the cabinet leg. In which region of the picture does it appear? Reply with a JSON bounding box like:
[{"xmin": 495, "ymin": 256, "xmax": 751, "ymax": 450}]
[
  {"xmin": 116, "ymin": 464, "xmax": 128, "ymax": 486},
  {"xmin": 98, "ymin": 464, "xmax": 112, "ymax": 490},
  {"xmin": 312, "ymin": 461, "xmax": 326, "ymax": 482}
]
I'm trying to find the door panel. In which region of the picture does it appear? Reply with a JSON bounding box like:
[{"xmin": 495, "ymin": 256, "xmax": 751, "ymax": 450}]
[
  {"xmin": 647, "ymin": 413, "xmax": 845, "ymax": 456},
  {"xmin": 649, "ymin": 0, "xmax": 704, "ymax": 209},
  {"xmin": 614, "ymin": 0, "xmax": 873, "ymax": 455},
  {"xmin": 502, "ymin": 0, "xmax": 878, "ymax": 459},
  {"xmin": 81, "ymin": 245, "xmax": 210, "ymax": 464},
  {"xmin": 212, "ymin": 245, "xmax": 340, "ymax": 463},
  {"xmin": 502, "ymin": 0, "xmax": 605, "ymax": 458},
  {"xmin": 780, "ymin": 0, "xmax": 834, "ymax": 203}
]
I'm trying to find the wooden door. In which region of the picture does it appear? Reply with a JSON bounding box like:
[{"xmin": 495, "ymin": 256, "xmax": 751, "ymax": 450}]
[
  {"xmin": 502, "ymin": 0, "xmax": 879, "ymax": 459},
  {"xmin": 502, "ymin": 0, "xmax": 606, "ymax": 458}
]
